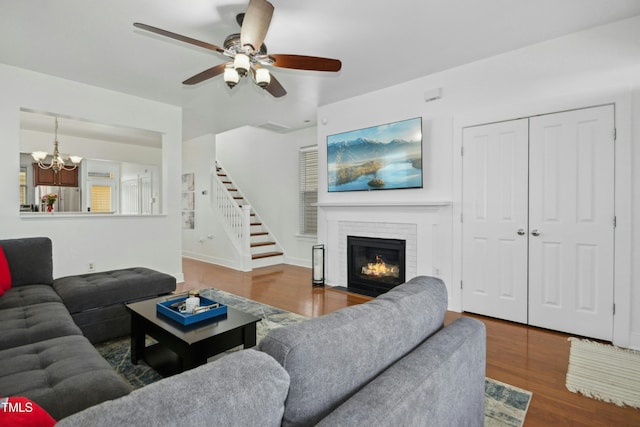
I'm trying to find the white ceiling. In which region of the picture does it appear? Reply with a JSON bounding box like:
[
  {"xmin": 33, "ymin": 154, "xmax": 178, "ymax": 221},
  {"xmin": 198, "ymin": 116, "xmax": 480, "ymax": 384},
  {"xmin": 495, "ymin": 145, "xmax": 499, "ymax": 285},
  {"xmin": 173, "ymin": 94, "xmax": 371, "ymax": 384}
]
[{"xmin": 2, "ymin": 0, "xmax": 640, "ymax": 141}]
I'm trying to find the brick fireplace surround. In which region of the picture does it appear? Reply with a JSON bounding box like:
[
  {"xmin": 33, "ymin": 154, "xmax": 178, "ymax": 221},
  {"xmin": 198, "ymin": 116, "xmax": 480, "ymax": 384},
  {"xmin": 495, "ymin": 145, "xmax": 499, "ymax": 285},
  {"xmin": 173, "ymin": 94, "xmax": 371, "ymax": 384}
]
[{"xmin": 317, "ymin": 202, "xmax": 451, "ymax": 290}]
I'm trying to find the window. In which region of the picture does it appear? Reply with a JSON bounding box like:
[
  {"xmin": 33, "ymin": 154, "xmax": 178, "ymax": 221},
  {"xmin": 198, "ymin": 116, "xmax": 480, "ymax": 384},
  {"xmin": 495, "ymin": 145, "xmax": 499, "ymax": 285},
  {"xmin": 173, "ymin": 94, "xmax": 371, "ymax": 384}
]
[
  {"xmin": 90, "ymin": 185, "xmax": 113, "ymax": 212},
  {"xmin": 299, "ymin": 146, "xmax": 318, "ymax": 235}
]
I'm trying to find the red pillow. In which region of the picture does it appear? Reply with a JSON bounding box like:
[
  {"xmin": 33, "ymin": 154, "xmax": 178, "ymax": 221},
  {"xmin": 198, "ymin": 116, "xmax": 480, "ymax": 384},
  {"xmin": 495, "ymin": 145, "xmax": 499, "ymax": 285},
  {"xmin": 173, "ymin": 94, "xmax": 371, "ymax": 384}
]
[
  {"xmin": 0, "ymin": 396, "xmax": 56, "ymax": 426},
  {"xmin": 0, "ymin": 245, "xmax": 11, "ymax": 296}
]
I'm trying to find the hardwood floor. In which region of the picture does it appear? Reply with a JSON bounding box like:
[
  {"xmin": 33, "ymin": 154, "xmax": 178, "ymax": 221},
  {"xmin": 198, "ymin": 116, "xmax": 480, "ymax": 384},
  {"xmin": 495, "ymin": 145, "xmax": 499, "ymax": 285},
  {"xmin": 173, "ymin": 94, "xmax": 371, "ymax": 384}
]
[{"xmin": 181, "ymin": 259, "xmax": 640, "ymax": 426}]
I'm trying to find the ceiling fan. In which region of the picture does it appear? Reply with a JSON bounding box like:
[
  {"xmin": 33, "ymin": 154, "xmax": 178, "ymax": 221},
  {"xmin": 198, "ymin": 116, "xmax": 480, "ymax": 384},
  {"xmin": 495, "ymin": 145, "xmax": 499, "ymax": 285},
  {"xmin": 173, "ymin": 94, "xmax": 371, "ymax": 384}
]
[{"xmin": 134, "ymin": 0, "xmax": 342, "ymax": 98}]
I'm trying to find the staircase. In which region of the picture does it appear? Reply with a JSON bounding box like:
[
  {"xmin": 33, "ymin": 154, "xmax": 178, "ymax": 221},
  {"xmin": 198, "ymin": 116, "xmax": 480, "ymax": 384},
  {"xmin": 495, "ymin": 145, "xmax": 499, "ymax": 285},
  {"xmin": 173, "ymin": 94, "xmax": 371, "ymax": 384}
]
[{"xmin": 214, "ymin": 162, "xmax": 284, "ymax": 270}]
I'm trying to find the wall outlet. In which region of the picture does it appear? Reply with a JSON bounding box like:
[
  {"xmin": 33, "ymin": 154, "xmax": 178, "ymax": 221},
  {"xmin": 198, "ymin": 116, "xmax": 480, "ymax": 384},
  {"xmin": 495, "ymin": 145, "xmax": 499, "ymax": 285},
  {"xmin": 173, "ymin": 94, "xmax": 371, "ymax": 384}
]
[{"xmin": 88, "ymin": 262, "xmax": 96, "ymax": 272}]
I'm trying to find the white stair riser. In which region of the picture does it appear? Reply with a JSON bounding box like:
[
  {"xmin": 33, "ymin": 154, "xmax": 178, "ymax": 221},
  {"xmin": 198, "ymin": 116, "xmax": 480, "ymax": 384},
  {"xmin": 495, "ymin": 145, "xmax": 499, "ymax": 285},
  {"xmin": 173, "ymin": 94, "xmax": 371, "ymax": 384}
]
[
  {"xmin": 250, "ymin": 234, "xmax": 271, "ymax": 244},
  {"xmin": 252, "ymin": 255, "xmax": 284, "ymax": 269},
  {"xmin": 251, "ymin": 244, "xmax": 278, "ymax": 255}
]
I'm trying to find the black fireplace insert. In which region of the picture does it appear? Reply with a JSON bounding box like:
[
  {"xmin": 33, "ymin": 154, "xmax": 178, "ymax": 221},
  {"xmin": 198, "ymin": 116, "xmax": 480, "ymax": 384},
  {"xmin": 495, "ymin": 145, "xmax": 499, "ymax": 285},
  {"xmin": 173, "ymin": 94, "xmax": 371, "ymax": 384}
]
[{"xmin": 347, "ymin": 236, "xmax": 406, "ymax": 297}]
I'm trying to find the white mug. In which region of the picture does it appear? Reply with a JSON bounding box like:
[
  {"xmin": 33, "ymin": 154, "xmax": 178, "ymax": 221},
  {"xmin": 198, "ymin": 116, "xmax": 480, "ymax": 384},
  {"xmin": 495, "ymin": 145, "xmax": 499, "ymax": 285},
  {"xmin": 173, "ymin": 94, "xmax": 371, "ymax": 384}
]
[{"xmin": 185, "ymin": 296, "xmax": 199, "ymax": 314}]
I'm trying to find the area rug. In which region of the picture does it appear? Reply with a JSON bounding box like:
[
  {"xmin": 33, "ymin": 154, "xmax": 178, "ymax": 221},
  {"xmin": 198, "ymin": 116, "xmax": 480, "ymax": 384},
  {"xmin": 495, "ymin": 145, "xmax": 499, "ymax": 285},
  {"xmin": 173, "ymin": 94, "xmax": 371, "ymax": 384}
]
[
  {"xmin": 566, "ymin": 337, "xmax": 640, "ymax": 408},
  {"xmin": 484, "ymin": 378, "xmax": 531, "ymax": 427},
  {"xmin": 97, "ymin": 289, "xmax": 531, "ymax": 426}
]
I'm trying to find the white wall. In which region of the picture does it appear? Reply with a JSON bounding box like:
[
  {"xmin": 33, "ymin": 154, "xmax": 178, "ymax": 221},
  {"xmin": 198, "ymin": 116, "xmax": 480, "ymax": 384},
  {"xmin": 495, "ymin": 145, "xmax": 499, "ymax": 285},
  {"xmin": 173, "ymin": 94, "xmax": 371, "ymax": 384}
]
[
  {"xmin": 0, "ymin": 64, "xmax": 183, "ymax": 280},
  {"xmin": 317, "ymin": 16, "xmax": 640, "ymax": 347},
  {"xmin": 215, "ymin": 126, "xmax": 318, "ymax": 267}
]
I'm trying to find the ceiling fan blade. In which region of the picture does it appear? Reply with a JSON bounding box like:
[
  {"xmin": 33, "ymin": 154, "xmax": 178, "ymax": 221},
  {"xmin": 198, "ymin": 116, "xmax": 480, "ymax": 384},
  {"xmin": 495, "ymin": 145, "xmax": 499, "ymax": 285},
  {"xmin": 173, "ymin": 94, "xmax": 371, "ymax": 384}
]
[
  {"xmin": 265, "ymin": 73, "xmax": 287, "ymax": 98},
  {"xmin": 269, "ymin": 54, "xmax": 342, "ymax": 72},
  {"xmin": 240, "ymin": 0, "xmax": 274, "ymax": 52},
  {"xmin": 134, "ymin": 23, "xmax": 225, "ymax": 54},
  {"xmin": 183, "ymin": 63, "xmax": 228, "ymax": 85}
]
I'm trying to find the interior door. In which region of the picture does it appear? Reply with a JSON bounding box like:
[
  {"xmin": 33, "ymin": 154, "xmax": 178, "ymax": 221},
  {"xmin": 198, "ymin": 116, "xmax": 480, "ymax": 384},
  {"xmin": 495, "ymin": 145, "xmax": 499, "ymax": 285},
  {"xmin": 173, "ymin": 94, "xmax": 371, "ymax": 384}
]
[
  {"xmin": 462, "ymin": 119, "xmax": 529, "ymax": 323},
  {"xmin": 528, "ymin": 105, "xmax": 615, "ymax": 340}
]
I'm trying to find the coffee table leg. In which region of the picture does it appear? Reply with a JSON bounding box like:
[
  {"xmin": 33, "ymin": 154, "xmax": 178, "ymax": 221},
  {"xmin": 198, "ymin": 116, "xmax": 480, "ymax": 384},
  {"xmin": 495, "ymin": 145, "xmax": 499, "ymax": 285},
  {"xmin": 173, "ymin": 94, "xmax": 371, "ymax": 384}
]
[
  {"xmin": 243, "ymin": 322, "xmax": 257, "ymax": 348},
  {"xmin": 182, "ymin": 347, "xmax": 207, "ymax": 371},
  {"xmin": 130, "ymin": 314, "xmax": 145, "ymax": 364}
]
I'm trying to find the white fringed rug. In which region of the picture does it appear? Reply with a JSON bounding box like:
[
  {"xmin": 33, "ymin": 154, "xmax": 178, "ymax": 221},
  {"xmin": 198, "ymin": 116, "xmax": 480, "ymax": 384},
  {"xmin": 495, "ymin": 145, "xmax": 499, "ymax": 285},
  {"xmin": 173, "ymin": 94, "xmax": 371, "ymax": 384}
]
[{"xmin": 566, "ymin": 337, "xmax": 640, "ymax": 408}]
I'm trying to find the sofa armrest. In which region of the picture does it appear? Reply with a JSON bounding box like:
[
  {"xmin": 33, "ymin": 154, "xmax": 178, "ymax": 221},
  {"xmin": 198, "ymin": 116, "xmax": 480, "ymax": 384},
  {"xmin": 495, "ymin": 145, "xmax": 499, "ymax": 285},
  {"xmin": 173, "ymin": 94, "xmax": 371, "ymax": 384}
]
[
  {"xmin": 316, "ymin": 317, "xmax": 486, "ymax": 427},
  {"xmin": 57, "ymin": 350, "xmax": 290, "ymax": 427}
]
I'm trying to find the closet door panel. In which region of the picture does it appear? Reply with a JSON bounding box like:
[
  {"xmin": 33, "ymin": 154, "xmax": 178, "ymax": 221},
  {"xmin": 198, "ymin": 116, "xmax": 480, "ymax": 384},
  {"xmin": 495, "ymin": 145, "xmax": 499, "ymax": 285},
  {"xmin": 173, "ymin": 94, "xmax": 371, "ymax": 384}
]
[
  {"xmin": 528, "ymin": 105, "xmax": 614, "ymax": 340},
  {"xmin": 462, "ymin": 119, "xmax": 529, "ymax": 323}
]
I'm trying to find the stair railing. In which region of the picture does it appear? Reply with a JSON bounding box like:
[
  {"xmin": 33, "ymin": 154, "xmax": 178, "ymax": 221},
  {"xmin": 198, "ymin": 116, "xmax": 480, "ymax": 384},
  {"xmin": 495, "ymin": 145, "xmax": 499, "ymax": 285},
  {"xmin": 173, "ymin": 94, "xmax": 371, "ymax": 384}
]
[{"xmin": 212, "ymin": 172, "xmax": 252, "ymax": 271}]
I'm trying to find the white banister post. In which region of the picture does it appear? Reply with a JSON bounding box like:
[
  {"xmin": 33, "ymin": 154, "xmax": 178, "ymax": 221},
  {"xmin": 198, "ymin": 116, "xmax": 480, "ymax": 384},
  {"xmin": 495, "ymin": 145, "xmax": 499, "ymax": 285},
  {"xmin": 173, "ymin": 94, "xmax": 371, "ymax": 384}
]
[{"xmin": 241, "ymin": 205, "xmax": 252, "ymax": 271}]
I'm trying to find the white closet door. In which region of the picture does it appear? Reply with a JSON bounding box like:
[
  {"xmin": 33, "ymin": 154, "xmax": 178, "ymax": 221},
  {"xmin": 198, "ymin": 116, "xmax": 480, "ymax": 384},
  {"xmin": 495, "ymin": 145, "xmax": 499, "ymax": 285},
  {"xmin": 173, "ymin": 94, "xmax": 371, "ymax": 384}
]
[
  {"xmin": 528, "ymin": 105, "xmax": 615, "ymax": 340},
  {"xmin": 462, "ymin": 119, "xmax": 529, "ymax": 323}
]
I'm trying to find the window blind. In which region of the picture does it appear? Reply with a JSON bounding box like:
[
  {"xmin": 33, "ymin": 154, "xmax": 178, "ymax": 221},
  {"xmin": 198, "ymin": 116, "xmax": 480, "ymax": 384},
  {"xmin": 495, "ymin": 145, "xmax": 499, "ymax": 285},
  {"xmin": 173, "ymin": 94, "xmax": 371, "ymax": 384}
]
[
  {"xmin": 299, "ymin": 146, "xmax": 318, "ymax": 235},
  {"xmin": 91, "ymin": 185, "xmax": 112, "ymax": 212}
]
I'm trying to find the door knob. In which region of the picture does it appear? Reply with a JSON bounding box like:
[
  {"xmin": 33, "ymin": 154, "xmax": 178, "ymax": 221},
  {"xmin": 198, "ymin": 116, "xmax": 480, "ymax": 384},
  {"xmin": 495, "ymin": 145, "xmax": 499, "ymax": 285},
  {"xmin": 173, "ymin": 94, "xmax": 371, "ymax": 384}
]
[
  {"xmin": 531, "ymin": 229, "xmax": 541, "ymax": 237},
  {"xmin": 517, "ymin": 229, "xmax": 526, "ymax": 236}
]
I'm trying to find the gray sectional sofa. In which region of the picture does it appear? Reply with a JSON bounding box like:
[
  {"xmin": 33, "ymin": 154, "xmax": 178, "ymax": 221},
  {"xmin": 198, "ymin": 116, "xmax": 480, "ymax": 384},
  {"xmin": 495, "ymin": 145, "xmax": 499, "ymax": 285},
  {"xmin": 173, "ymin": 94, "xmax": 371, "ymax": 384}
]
[
  {"xmin": 0, "ymin": 237, "xmax": 176, "ymax": 420},
  {"xmin": 59, "ymin": 276, "xmax": 487, "ymax": 427}
]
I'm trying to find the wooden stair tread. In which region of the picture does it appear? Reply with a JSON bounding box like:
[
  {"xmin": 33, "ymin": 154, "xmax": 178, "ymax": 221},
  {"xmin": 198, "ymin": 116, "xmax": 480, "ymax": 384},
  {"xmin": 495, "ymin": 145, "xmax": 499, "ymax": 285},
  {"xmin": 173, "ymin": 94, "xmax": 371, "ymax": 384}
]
[
  {"xmin": 252, "ymin": 251, "xmax": 284, "ymax": 260},
  {"xmin": 251, "ymin": 241, "xmax": 276, "ymax": 248},
  {"xmin": 251, "ymin": 232, "xmax": 269, "ymax": 236}
]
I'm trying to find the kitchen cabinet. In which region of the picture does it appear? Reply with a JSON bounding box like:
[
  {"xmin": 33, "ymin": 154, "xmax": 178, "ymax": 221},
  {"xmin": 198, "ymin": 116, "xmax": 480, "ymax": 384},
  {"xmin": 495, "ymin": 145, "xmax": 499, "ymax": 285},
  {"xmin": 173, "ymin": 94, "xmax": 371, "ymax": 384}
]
[{"xmin": 33, "ymin": 163, "xmax": 79, "ymax": 187}]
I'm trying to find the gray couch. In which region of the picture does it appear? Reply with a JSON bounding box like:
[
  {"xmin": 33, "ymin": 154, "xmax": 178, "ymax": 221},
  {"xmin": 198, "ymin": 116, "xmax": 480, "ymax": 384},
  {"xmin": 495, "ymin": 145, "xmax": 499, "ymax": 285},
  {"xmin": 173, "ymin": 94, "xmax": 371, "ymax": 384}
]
[
  {"xmin": 0, "ymin": 237, "xmax": 176, "ymax": 420},
  {"xmin": 59, "ymin": 276, "xmax": 487, "ymax": 427}
]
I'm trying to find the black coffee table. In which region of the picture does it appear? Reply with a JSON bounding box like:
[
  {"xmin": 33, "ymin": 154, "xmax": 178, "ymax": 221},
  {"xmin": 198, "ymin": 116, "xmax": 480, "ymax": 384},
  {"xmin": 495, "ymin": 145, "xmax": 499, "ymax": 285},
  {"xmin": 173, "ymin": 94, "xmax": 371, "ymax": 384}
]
[{"xmin": 126, "ymin": 293, "xmax": 260, "ymax": 376}]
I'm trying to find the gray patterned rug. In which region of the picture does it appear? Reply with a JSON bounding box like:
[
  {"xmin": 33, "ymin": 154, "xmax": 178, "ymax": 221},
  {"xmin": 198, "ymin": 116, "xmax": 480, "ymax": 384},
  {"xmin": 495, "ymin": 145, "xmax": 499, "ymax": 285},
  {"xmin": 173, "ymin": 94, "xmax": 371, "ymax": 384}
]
[{"xmin": 96, "ymin": 288, "xmax": 531, "ymax": 427}]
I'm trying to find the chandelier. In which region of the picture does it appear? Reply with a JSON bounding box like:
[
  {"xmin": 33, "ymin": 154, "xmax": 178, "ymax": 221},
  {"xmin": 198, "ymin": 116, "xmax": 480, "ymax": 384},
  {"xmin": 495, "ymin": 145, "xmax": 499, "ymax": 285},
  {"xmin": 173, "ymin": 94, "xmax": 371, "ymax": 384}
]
[{"xmin": 31, "ymin": 117, "xmax": 82, "ymax": 173}]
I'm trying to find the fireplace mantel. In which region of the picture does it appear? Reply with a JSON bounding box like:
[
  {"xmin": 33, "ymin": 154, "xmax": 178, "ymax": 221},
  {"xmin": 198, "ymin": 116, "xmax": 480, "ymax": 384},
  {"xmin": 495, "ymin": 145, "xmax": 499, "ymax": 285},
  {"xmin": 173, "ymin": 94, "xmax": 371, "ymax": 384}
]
[{"xmin": 315, "ymin": 201, "xmax": 451, "ymax": 208}]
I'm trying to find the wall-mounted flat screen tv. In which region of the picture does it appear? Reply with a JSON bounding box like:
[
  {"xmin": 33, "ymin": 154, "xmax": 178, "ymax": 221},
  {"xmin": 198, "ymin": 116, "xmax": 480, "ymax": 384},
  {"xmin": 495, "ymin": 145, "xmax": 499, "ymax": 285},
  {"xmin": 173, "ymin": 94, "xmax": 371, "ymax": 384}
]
[{"xmin": 327, "ymin": 117, "xmax": 423, "ymax": 192}]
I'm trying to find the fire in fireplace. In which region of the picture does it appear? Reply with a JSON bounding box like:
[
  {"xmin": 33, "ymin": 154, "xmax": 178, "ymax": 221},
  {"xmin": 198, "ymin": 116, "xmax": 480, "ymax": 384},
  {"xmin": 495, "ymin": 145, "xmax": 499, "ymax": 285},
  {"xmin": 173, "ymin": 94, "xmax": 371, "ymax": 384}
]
[{"xmin": 347, "ymin": 236, "xmax": 406, "ymax": 297}]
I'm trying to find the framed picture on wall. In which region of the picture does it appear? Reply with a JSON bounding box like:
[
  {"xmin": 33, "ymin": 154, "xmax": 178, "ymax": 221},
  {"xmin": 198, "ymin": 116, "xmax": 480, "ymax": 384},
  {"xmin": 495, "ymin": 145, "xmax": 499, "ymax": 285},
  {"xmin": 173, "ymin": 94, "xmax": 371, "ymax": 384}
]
[
  {"xmin": 182, "ymin": 191, "xmax": 195, "ymax": 210},
  {"xmin": 182, "ymin": 211, "xmax": 194, "ymax": 229},
  {"xmin": 182, "ymin": 173, "xmax": 195, "ymax": 192},
  {"xmin": 327, "ymin": 117, "xmax": 423, "ymax": 192}
]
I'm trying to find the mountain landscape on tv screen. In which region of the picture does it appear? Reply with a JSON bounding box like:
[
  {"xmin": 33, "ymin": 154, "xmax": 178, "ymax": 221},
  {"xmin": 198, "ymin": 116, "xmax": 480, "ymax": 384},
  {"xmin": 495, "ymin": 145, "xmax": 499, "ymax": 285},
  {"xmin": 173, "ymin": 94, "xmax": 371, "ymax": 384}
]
[{"xmin": 327, "ymin": 136, "xmax": 422, "ymax": 192}]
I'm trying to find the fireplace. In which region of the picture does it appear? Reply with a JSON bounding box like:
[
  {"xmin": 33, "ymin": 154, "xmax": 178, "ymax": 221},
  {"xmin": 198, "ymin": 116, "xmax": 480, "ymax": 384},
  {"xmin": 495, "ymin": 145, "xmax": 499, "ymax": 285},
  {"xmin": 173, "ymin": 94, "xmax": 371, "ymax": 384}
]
[{"xmin": 347, "ymin": 236, "xmax": 406, "ymax": 297}]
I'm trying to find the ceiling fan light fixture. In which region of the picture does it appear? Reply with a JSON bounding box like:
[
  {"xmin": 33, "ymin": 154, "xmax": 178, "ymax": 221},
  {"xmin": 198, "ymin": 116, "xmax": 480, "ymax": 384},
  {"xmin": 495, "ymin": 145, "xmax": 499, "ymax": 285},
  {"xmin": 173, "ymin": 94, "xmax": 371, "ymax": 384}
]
[
  {"xmin": 234, "ymin": 53, "xmax": 250, "ymax": 76},
  {"xmin": 224, "ymin": 66, "xmax": 240, "ymax": 88},
  {"xmin": 255, "ymin": 68, "xmax": 270, "ymax": 88}
]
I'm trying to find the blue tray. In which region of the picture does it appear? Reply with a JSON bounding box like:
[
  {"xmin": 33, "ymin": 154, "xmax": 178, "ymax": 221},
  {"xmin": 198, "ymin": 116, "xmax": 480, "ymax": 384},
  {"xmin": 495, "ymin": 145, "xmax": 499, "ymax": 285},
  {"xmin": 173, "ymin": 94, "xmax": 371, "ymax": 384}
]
[{"xmin": 157, "ymin": 295, "xmax": 227, "ymax": 325}]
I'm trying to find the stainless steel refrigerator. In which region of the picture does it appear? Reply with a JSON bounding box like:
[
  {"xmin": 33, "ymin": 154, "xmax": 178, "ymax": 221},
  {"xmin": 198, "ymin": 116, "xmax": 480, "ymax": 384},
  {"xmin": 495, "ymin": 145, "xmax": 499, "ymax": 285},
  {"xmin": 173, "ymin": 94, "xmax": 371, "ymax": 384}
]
[{"xmin": 36, "ymin": 186, "xmax": 81, "ymax": 212}]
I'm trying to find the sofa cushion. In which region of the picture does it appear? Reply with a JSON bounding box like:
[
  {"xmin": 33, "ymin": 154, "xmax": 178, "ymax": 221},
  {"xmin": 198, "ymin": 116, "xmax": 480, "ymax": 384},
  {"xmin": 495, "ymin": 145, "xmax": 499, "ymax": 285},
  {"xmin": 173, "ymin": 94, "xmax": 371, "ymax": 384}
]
[
  {"xmin": 0, "ymin": 245, "xmax": 11, "ymax": 296},
  {"xmin": 0, "ymin": 285, "xmax": 62, "ymax": 310},
  {"xmin": 0, "ymin": 335, "xmax": 131, "ymax": 420},
  {"xmin": 0, "ymin": 302, "xmax": 82, "ymax": 351},
  {"xmin": 57, "ymin": 349, "xmax": 289, "ymax": 427},
  {"xmin": 0, "ymin": 238, "xmax": 53, "ymax": 287},
  {"xmin": 259, "ymin": 276, "xmax": 448, "ymax": 427},
  {"xmin": 53, "ymin": 267, "xmax": 176, "ymax": 314},
  {"xmin": 315, "ymin": 317, "xmax": 487, "ymax": 427}
]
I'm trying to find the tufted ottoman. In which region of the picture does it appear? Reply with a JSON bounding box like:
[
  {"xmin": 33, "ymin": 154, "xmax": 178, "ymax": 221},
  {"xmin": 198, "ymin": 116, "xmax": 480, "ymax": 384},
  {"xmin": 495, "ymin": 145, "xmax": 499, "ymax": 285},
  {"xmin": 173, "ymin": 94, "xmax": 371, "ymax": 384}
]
[{"xmin": 53, "ymin": 268, "xmax": 176, "ymax": 343}]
